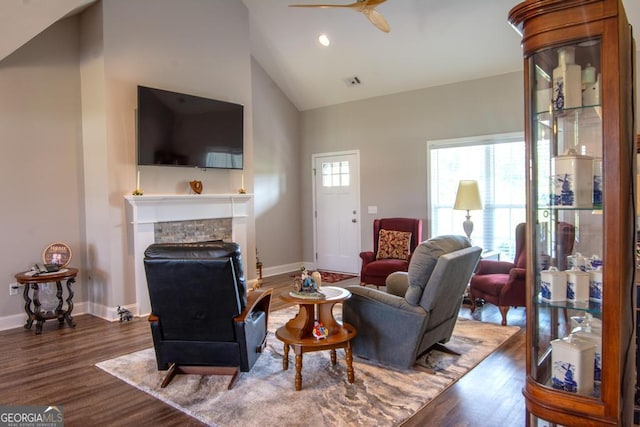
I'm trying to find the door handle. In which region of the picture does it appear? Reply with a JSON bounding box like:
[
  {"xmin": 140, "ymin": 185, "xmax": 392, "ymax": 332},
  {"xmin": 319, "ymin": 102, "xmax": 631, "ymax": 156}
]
[{"xmin": 352, "ymin": 219, "xmax": 357, "ymax": 223}]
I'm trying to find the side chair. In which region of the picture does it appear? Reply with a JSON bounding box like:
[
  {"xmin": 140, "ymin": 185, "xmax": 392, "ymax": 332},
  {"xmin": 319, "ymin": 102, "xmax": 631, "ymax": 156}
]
[{"xmin": 359, "ymin": 217, "xmax": 423, "ymax": 288}]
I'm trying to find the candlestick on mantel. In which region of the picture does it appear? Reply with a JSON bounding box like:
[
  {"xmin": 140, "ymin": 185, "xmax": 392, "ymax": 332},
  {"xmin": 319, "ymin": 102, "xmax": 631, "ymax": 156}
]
[
  {"xmin": 238, "ymin": 173, "xmax": 246, "ymax": 194},
  {"xmin": 133, "ymin": 170, "xmax": 143, "ymax": 196}
]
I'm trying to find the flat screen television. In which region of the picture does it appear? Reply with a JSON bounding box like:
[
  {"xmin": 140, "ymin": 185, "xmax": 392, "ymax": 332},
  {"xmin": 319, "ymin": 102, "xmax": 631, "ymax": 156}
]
[{"xmin": 137, "ymin": 85, "xmax": 243, "ymax": 169}]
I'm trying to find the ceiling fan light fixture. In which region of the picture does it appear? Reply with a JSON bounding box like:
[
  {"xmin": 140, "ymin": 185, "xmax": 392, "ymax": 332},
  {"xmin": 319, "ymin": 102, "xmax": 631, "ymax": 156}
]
[{"xmin": 318, "ymin": 33, "xmax": 331, "ymax": 47}]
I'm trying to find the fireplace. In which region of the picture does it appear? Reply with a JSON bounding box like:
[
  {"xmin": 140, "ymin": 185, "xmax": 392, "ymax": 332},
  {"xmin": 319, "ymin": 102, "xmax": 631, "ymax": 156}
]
[
  {"xmin": 153, "ymin": 218, "xmax": 232, "ymax": 243},
  {"xmin": 125, "ymin": 194, "xmax": 251, "ymax": 315}
]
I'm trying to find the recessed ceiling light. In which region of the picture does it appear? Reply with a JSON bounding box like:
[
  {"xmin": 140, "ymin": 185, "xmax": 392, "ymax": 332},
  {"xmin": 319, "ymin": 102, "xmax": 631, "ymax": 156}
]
[{"xmin": 318, "ymin": 33, "xmax": 330, "ymax": 47}]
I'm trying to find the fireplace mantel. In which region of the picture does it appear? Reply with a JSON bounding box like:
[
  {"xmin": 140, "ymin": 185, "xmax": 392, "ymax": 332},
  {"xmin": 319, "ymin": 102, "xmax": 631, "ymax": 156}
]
[{"xmin": 125, "ymin": 193, "xmax": 252, "ymax": 315}]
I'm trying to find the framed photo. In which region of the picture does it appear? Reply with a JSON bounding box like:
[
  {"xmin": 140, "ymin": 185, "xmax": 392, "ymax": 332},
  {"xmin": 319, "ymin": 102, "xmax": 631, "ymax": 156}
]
[{"xmin": 42, "ymin": 242, "xmax": 72, "ymax": 268}]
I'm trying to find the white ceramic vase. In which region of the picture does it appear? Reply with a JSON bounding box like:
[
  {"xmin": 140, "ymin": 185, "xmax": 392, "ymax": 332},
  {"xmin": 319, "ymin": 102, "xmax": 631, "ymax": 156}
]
[{"xmin": 553, "ymin": 47, "xmax": 582, "ymax": 110}]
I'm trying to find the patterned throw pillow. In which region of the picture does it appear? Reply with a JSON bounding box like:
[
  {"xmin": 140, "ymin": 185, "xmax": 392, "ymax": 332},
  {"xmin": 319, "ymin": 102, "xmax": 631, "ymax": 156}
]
[{"xmin": 376, "ymin": 229, "xmax": 412, "ymax": 260}]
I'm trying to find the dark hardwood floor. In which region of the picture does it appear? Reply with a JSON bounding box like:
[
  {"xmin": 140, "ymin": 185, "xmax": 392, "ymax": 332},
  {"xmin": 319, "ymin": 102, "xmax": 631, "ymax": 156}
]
[{"xmin": 0, "ymin": 272, "xmax": 526, "ymax": 426}]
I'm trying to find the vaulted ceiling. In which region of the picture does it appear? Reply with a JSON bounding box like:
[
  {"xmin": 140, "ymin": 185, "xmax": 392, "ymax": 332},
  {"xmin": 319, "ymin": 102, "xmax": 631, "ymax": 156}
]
[
  {"xmin": 242, "ymin": 0, "xmax": 640, "ymax": 111},
  {"xmin": 2, "ymin": 1, "xmax": 639, "ymax": 112}
]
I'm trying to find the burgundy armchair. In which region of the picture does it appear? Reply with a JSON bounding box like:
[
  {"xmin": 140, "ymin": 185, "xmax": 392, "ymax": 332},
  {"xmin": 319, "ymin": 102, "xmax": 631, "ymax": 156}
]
[
  {"xmin": 360, "ymin": 218, "xmax": 423, "ymax": 288},
  {"xmin": 470, "ymin": 222, "xmax": 575, "ymax": 325},
  {"xmin": 469, "ymin": 223, "xmax": 526, "ymax": 326}
]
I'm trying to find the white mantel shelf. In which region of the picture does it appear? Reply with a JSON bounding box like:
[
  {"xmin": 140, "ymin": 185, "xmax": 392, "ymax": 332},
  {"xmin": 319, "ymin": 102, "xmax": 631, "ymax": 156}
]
[
  {"xmin": 125, "ymin": 193, "xmax": 252, "ymax": 224},
  {"xmin": 124, "ymin": 193, "xmax": 252, "ymax": 202},
  {"xmin": 125, "ymin": 193, "xmax": 253, "ymax": 315}
]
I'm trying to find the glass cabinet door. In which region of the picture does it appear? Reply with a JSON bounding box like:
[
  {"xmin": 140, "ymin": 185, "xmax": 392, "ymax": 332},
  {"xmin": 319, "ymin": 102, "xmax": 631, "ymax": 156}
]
[{"xmin": 529, "ymin": 38, "xmax": 603, "ymax": 401}]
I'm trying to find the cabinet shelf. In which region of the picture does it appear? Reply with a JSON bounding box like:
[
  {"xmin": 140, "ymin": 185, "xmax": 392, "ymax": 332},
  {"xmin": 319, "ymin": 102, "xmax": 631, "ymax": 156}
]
[
  {"xmin": 536, "ymin": 105, "xmax": 602, "ymax": 123},
  {"xmin": 539, "ymin": 206, "xmax": 602, "ymax": 212},
  {"xmin": 535, "ymin": 294, "xmax": 602, "ymax": 315}
]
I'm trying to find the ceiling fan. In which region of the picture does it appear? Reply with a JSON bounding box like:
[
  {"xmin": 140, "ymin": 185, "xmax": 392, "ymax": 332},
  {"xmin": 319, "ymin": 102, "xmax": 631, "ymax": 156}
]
[{"xmin": 289, "ymin": 0, "xmax": 390, "ymax": 33}]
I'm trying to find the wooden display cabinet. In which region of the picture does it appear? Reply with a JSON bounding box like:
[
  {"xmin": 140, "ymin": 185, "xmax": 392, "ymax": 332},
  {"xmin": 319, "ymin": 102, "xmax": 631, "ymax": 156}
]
[{"xmin": 509, "ymin": 1, "xmax": 636, "ymax": 425}]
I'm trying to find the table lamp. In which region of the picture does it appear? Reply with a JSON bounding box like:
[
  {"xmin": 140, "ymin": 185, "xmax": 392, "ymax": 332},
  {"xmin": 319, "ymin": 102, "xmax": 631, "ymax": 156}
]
[{"xmin": 454, "ymin": 180, "xmax": 483, "ymax": 240}]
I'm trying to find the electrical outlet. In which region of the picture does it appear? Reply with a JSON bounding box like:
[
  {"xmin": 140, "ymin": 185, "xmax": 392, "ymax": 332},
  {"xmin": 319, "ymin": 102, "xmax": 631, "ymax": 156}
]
[{"xmin": 9, "ymin": 283, "xmax": 19, "ymax": 296}]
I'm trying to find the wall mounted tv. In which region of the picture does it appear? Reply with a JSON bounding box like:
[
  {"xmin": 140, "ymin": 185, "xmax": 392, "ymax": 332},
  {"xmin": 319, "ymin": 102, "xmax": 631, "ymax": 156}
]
[{"xmin": 137, "ymin": 85, "xmax": 243, "ymax": 169}]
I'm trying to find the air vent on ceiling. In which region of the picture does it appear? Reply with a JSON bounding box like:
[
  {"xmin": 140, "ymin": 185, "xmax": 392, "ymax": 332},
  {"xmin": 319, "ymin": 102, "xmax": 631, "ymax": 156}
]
[{"xmin": 343, "ymin": 76, "xmax": 362, "ymax": 87}]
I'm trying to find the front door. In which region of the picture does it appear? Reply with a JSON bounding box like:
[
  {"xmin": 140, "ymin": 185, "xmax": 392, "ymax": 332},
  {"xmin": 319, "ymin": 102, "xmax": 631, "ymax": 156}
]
[{"xmin": 313, "ymin": 152, "xmax": 361, "ymax": 274}]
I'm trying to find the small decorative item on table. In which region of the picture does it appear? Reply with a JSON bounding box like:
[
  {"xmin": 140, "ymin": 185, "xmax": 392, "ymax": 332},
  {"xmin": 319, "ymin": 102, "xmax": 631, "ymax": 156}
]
[
  {"xmin": 312, "ymin": 321, "xmax": 328, "ymax": 340},
  {"xmin": 289, "ymin": 267, "xmax": 325, "ymax": 299},
  {"xmin": 43, "ymin": 242, "xmax": 72, "ymax": 268},
  {"xmin": 311, "ymin": 271, "xmax": 322, "ymax": 288}
]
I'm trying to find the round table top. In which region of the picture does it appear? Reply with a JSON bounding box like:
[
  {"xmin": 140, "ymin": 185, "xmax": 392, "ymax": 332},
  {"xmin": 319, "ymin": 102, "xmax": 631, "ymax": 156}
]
[
  {"xmin": 280, "ymin": 285, "xmax": 351, "ymax": 305},
  {"xmin": 15, "ymin": 267, "xmax": 78, "ymax": 283},
  {"xmin": 275, "ymin": 322, "xmax": 356, "ymax": 346}
]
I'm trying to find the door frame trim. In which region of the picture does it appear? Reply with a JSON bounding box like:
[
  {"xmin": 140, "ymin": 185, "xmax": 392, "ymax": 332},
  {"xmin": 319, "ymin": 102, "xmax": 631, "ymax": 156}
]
[{"xmin": 311, "ymin": 150, "xmax": 362, "ymax": 272}]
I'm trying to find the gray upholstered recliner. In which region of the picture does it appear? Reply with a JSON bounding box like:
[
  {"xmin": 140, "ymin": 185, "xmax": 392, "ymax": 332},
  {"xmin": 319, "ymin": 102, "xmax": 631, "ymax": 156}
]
[{"xmin": 343, "ymin": 235, "xmax": 481, "ymax": 370}]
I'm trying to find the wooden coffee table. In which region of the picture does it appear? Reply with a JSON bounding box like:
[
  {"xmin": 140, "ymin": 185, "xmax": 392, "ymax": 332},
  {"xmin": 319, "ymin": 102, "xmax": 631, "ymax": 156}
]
[{"xmin": 276, "ymin": 286, "xmax": 356, "ymax": 391}]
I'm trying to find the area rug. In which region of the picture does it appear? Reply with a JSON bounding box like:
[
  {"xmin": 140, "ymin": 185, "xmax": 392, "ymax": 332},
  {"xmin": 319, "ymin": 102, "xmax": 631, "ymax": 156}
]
[
  {"xmin": 96, "ymin": 307, "xmax": 518, "ymax": 427},
  {"xmin": 318, "ymin": 270, "xmax": 358, "ymax": 283}
]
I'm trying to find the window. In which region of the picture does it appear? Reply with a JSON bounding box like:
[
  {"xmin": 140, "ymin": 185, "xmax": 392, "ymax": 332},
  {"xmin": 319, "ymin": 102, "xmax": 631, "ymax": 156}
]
[
  {"xmin": 322, "ymin": 161, "xmax": 350, "ymax": 187},
  {"xmin": 427, "ymin": 133, "xmax": 526, "ymax": 260}
]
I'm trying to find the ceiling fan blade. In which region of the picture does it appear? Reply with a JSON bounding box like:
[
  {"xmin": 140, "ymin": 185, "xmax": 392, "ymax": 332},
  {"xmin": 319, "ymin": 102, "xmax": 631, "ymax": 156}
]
[
  {"xmin": 289, "ymin": 0, "xmax": 390, "ymax": 33},
  {"xmin": 288, "ymin": 3, "xmax": 360, "ymax": 8},
  {"xmin": 288, "ymin": 0, "xmax": 387, "ymax": 9},
  {"xmin": 361, "ymin": 8, "xmax": 390, "ymax": 33}
]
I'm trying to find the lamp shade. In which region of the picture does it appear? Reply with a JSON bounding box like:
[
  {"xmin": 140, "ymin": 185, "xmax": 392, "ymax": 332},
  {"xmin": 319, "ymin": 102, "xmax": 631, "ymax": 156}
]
[{"xmin": 454, "ymin": 180, "xmax": 483, "ymax": 211}]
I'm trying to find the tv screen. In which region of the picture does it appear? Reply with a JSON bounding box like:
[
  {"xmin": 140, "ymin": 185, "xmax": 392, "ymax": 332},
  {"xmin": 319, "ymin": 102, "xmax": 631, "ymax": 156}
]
[{"xmin": 137, "ymin": 85, "xmax": 243, "ymax": 169}]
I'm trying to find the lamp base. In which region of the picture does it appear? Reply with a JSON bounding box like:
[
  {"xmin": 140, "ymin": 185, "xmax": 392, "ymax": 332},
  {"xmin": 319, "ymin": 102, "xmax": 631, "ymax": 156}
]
[{"xmin": 462, "ymin": 212, "xmax": 474, "ymax": 241}]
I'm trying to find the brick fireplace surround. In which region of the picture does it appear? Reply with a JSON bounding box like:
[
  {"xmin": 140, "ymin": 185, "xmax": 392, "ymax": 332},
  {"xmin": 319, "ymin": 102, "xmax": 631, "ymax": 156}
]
[{"xmin": 125, "ymin": 194, "xmax": 251, "ymax": 315}]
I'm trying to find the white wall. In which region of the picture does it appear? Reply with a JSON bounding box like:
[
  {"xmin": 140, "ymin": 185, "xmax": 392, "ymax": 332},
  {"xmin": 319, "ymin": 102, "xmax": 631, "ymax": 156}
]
[
  {"xmin": 300, "ymin": 72, "xmax": 525, "ymax": 262},
  {"xmin": 0, "ymin": 0, "xmax": 257, "ymax": 324},
  {"xmin": 0, "ymin": 16, "xmax": 87, "ymax": 325},
  {"xmin": 75, "ymin": 0, "xmax": 254, "ymax": 317},
  {"xmin": 251, "ymin": 58, "xmax": 303, "ymax": 273}
]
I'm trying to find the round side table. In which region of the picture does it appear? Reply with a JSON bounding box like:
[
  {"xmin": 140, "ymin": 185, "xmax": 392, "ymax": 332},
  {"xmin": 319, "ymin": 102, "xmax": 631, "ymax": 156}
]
[
  {"xmin": 276, "ymin": 286, "xmax": 356, "ymax": 391},
  {"xmin": 15, "ymin": 268, "xmax": 78, "ymax": 335}
]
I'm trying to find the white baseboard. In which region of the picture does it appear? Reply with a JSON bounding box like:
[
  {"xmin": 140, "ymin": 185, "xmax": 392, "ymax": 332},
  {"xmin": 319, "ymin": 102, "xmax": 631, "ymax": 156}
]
[
  {"xmin": 0, "ymin": 313, "xmax": 27, "ymax": 332},
  {"xmin": 262, "ymin": 261, "xmax": 315, "ymax": 278},
  {"xmin": 0, "ymin": 301, "xmax": 90, "ymax": 332},
  {"xmin": 89, "ymin": 302, "xmax": 139, "ymax": 321}
]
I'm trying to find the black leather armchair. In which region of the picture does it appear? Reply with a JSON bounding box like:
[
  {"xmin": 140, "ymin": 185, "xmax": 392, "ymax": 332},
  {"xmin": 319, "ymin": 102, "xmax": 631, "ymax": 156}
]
[{"xmin": 143, "ymin": 241, "xmax": 272, "ymax": 388}]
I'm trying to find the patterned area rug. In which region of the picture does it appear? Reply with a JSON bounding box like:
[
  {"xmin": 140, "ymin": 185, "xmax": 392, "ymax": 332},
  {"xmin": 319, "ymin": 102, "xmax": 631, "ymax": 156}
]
[
  {"xmin": 318, "ymin": 270, "xmax": 358, "ymax": 283},
  {"xmin": 96, "ymin": 307, "xmax": 518, "ymax": 427}
]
